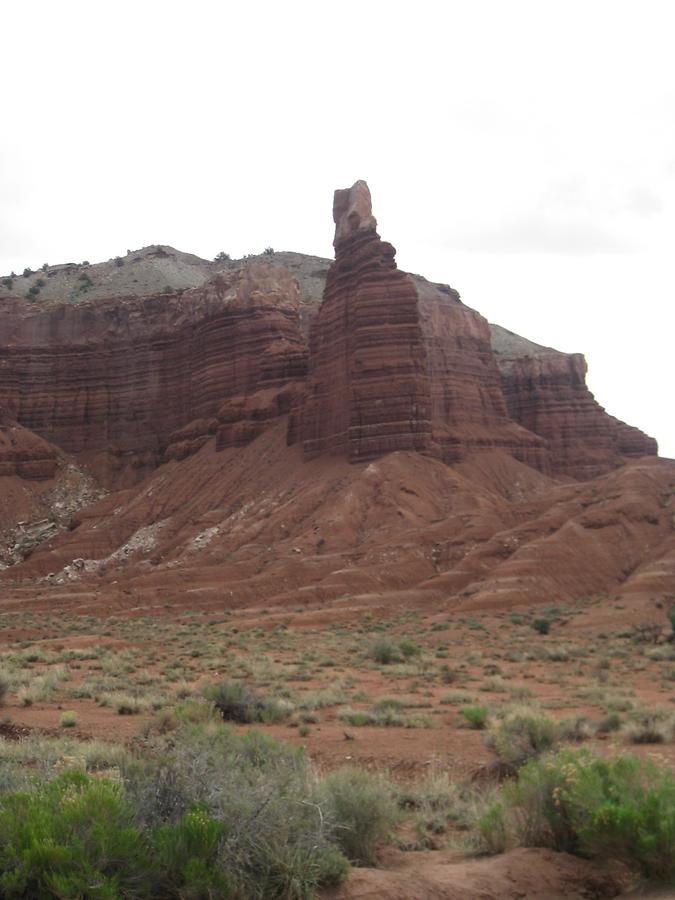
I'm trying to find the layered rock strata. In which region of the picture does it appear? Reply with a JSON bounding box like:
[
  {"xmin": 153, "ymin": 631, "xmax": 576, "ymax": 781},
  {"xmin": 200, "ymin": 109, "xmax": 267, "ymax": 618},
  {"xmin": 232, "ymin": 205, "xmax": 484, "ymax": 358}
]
[
  {"xmin": 491, "ymin": 325, "xmax": 658, "ymax": 479},
  {"xmin": 0, "ymin": 262, "xmax": 306, "ymax": 482},
  {"xmin": 298, "ymin": 182, "xmax": 548, "ymax": 468},
  {"xmin": 0, "ymin": 182, "xmax": 658, "ymax": 488},
  {"xmin": 0, "ymin": 408, "xmax": 59, "ymax": 480},
  {"xmin": 300, "ymin": 181, "xmax": 434, "ymax": 460}
]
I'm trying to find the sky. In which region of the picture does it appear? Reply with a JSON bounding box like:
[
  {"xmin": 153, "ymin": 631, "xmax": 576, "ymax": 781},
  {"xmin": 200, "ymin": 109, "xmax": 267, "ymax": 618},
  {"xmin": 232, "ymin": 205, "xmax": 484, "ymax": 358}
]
[{"xmin": 2, "ymin": 0, "xmax": 674, "ymax": 457}]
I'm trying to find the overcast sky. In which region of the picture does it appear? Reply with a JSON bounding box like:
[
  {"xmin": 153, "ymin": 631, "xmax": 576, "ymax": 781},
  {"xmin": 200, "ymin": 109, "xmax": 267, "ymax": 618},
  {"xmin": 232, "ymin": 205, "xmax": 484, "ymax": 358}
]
[{"xmin": 2, "ymin": 0, "xmax": 674, "ymax": 457}]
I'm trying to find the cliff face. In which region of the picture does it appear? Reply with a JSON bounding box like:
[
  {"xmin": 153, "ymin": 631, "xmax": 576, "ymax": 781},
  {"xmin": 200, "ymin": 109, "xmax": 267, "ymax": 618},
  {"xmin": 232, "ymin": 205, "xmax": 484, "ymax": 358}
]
[
  {"xmin": 0, "ymin": 408, "xmax": 58, "ymax": 480},
  {"xmin": 414, "ymin": 277, "xmax": 549, "ymax": 470},
  {"xmin": 299, "ymin": 182, "xmax": 434, "ymax": 461},
  {"xmin": 0, "ymin": 181, "xmax": 658, "ymax": 491},
  {"xmin": 490, "ymin": 325, "xmax": 658, "ymax": 479},
  {"xmin": 0, "ymin": 262, "xmax": 306, "ymax": 483}
]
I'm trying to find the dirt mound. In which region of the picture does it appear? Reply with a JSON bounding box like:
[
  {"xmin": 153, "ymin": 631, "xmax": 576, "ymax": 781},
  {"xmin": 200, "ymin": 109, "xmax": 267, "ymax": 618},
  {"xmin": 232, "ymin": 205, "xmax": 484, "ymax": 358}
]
[{"xmin": 328, "ymin": 847, "xmax": 631, "ymax": 899}]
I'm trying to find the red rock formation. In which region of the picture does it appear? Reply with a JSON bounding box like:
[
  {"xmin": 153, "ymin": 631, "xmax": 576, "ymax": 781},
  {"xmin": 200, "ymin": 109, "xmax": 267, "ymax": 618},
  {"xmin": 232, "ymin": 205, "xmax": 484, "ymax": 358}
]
[
  {"xmin": 491, "ymin": 325, "xmax": 658, "ymax": 479},
  {"xmin": 298, "ymin": 181, "xmax": 656, "ymax": 478},
  {"xmin": 0, "ymin": 181, "xmax": 658, "ymax": 491},
  {"xmin": 415, "ymin": 277, "xmax": 549, "ymax": 469},
  {"xmin": 0, "ymin": 262, "xmax": 306, "ymax": 483},
  {"xmin": 0, "ymin": 406, "xmax": 58, "ymax": 480},
  {"xmin": 298, "ymin": 182, "xmax": 548, "ymax": 468},
  {"xmin": 299, "ymin": 181, "xmax": 434, "ymax": 461}
]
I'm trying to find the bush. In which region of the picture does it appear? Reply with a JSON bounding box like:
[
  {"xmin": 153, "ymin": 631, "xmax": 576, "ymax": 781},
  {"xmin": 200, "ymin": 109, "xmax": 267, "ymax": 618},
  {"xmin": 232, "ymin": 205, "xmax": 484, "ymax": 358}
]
[
  {"xmin": 203, "ymin": 680, "xmax": 293, "ymax": 724},
  {"xmin": 480, "ymin": 749, "xmax": 675, "ymax": 881},
  {"xmin": 367, "ymin": 636, "xmax": 422, "ymax": 665},
  {"xmin": 531, "ymin": 618, "xmax": 550, "ymax": 635},
  {"xmin": 488, "ymin": 711, "xmax": 560, "ymax": 767},
  {"xmin": 59, "ymin": 711, "xmax": 78, "ymax": 728},
  {"xmin": 596, "ymin": 712, "xmax": 622, "ymax": 733},
  {"xmin": 152, "ymin": 806, "xmax": 232, "ymax": 897},
  {"xmin": 319, "ymin": 768, "xmax": 398, "ymax": 865},
  {"xmin": 124, "ymin": 721, "xmax": 349, "ymax": 897},
  {"xmin": 399, "ymin": 637, "xmax": 422, "ymax": 659},
  {"xmin": 368, "ymin": 638, "xmax": 402, "ymax": 665},
  {"xmin": 461, "ymin": 705, "xmax": 490, "ymax": 730},
  {"xmin": 622, "ymin": 710, "xmax": 672, "ymax": 745},
  {"xmin": 0, "ymin": 723, "xmax": 356, "ymax": 897},
  {"xmin": 0, "ymin": 771, "xmax": 148, "ymax": 897},
  {"xmin": 214, "ymin": 251, "xmax": 231, "ymax": 262}
]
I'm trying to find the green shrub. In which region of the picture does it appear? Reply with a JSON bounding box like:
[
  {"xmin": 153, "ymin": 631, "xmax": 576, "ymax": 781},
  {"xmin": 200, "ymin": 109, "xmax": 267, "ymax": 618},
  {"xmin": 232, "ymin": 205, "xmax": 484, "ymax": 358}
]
[
  {"xmin": 622, "ymin": 710, "xmax": 672, "ymax": 744},
  {"xmin": 368, "ymin": 638, "xmax": 403, "ymax": 665},
  {"xmin": 572, "ymin": 754, "xmax": 675, "ymax": 880},
  {"xmin": 152, "ymin": 806, "xmax": 231, "ymax": 898},
  {"xmin": 461, "ymin": 705, "xmax": 490, "ymax": 730},
  {"xmin": 596, "ymin": 712, "xmax": 622, "ymax": 733},
  {"xmin": 0, "ymin": 771, "xmax": 148, "ymax": 897},
  {"xmin": 203, "ymin": 680, "xmax": 292, "ymax": 724},
  {"xmin": 124, "ymin": 722, "xmax": 348, "ymax": 897},
  {"xmin": 319, "ymin": 768, "xmax": 398, "ymax": 865},
  {"xmin": 488, "ymin": 711, "xmax": 560, "ymax": 767},
  {"xmin": 398, "ymin": 637, "xmax": 422, "ymax": 659},
  {"xmin": 59, "ymin": 710, "xmax": 78, "ymax": 728},
  {"xmin": 531, "ymin": 618, "xmax": 550, "ymax": 635},
  {"xmin": 481, "ymin": 749, "xmax": 675, "ymax": 881}
]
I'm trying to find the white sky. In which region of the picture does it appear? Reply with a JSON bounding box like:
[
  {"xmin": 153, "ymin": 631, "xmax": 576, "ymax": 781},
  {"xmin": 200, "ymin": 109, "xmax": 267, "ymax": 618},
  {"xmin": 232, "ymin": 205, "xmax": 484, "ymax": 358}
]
[{"xmin": 2, "ymin": 0, "xmax": 674, "ymax": 457}]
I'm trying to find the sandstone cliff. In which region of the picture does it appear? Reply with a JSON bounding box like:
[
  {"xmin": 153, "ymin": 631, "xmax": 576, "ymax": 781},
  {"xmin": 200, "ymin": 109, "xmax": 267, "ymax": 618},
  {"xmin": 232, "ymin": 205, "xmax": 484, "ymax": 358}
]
[
  {"xmin": 0, "ymin": 181, "xmax": 659, "ymax": 491},
  {"xmin": 0, "ymin": 262, "xmax": 306, "ymax": 484},
  {"xmin": 296, "ymin": 181, "xmax": 653, "ymax": 477},
  {"xmin": 0, "ymin": 407, "xmax": 58, "ymax": 480},
  {"xmin": 0, "ymin": 183, "xmax": 669, "ymax": 617},
  {"xmin": 490, "ymin": 324, "xmax": 658, "ymax": 479}
]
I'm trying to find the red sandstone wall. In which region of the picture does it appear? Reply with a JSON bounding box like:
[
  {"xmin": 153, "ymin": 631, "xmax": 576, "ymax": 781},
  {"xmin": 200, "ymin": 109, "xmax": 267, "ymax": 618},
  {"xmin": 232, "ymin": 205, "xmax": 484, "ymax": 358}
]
[
  {"xmin": 496, "ymin": 350, "xmax": 658, "ymax": 479},
  {"xmin": 0, "ymin": 262, "xmax": 306, "ymax": 481}
]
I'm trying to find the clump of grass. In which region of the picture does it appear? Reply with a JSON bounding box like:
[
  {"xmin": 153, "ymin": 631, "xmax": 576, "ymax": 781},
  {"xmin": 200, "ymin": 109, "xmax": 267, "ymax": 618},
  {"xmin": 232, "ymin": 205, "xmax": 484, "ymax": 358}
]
[
  {"xmin": 99, "ymin": 692, "xmax": 151, "ymax": 715},
  {"xmin": 460, "ymin": 705, "xmax": 490, "ymax": 730},
  {"xmin": 59, "ymin": 711, "xmax": 78, "ymax": 728},
  {"xmin": 297, "ymin": 687, "xmax": 348, "ymax": 710},
  {"xmin": 203, "ymin": 679, "xmax": 293, "ymax": 724},
  {"xmin": 338, "ymin": 699, "xmax": 431, "ymax": 728},
  {"xmin": 621, "ymin": 709, "xmax": 673, "ymax": 745},
  {"xmin": 397, "ymin": 770, "xmax": 501, "ymax": 852},
  {"xmin": 487, "ymin": 709, "xmax": 560, "ymax": 767},
  {"xmin": 367, "ymin": 636, "xmax": 421, "ymax": 665},
  {"xmin": 318, "ymin": 768, "xmax": 398, "ymax": 865},
  {"xmin": 596, "ymin": 712, "xmax": 622, "ymax": 734},
  {"xmin": 559, "ymin": 716, "xmax": 593, "ymax": 743}
]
